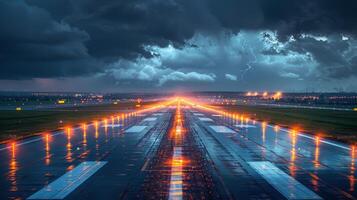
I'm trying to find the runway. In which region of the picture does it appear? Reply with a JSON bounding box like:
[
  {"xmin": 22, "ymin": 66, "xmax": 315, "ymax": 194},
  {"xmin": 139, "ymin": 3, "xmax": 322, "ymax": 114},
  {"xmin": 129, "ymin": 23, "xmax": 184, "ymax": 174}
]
[{"xmin": 0, "ymin": 100, "xmax": 356, "ymax": 199}]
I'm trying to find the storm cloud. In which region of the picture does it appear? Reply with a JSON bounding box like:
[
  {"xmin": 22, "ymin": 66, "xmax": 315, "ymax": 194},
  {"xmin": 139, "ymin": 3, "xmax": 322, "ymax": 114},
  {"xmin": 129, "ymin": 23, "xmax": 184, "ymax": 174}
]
[{"xmin": 1, "ymin": 0, "xmax": 357, "ymax": 91}]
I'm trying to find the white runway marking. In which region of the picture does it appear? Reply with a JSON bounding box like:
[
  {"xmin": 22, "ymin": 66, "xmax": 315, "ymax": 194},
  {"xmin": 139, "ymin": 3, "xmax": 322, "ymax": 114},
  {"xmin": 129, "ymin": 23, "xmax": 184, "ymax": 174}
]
[
  {"xmin": 142, "ymin": 117, "xmax": 157, "ymax": 122},
  {"xmin": 199, "ymin": 117, "xmax": 214, "ymax": 122},
  {"xmin": 125, "ymin": 126, "xmax": 147, "ymax": 133},
  {"xmin": 248, "ymin": 161, "xmax": 321, "ymax": 200},
  {"xmin": 27, "ymin": 161, "xmax": 107, "ymax": 199},
  {"xmin": 101, "ymin": 124, "xmax": 122, "ymax": 128},
  {"xmin": 234, "ymin": 124, "xmax": 256, "ymax": 128},
  {"xmin": 209, "ymin": 125, "xmax": 236, "ymax": 133},
  {"xmin": 267, "ymin": 124, "xmax": 351, "ymax": 150},
  {"xmin": 0, "ymin": 126, "xmax": 82, "ymax": 151}
]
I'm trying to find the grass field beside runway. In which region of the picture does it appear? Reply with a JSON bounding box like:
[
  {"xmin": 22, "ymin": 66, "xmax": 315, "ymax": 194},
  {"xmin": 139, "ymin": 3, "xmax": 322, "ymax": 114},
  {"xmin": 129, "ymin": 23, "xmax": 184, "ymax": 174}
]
[
  {"xmin": 221, "ymin": 104, "xmax": 357, "ymax": 143},
  {"xmin": 0, "ymin": 101, "xmax": 154, "ymax": 142}
]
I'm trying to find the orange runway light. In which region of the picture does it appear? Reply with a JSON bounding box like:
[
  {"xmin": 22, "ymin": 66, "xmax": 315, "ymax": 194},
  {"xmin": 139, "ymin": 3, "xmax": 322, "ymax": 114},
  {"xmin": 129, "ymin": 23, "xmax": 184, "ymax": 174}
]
[
  {"xmin": 274, "ymin": 125, "xmax": 280, "ymax": 132},
  {"xmin": 262, "ymin": 122, "xmax": 267, "ymax": 142},
  {"xmin": 314, "ymin": 136, "xmax": 320, "ymax": 168},
  {"xmin": 11, "ymin": 142, "xmax": 16, "ymax": 158},
  {"xmin": 44, "ymin": 134, "xmax": 51, "ymax": 165},
  {"xmin": 66, "ymin": 127, "xmax": 72, "ymax": 140},
  {"xmin": 83, "ymin": 123, "xmax": 87, "ymax": 145},
  {"xmin": 82, "ymin": 123, "xmax": 87, "ymax": 130},
  {"xmin": 245, "ymin": 118, "xmax": 249, "ymax": 124},
  {"xmin": 350, "ymin": 145, "xmax": 356, "ymax": 191}
]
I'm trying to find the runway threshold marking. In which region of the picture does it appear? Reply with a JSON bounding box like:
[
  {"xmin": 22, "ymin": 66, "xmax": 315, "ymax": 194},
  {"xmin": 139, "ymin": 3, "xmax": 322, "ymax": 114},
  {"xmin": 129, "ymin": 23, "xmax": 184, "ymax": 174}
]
[
  {"xmin": 248, "ymin": 161, "xmax": 322, "ymax": 200},
  {"xmin": 27, "ymin": 161, "xmax": 107, "ymax": 199}
]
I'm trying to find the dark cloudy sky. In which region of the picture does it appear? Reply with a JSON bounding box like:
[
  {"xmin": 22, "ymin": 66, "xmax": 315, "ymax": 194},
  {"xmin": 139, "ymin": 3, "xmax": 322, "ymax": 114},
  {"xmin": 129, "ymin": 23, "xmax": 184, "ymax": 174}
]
[{"xmin": 1, "ymin": 0, "xmax": 357, "ymax": 92}]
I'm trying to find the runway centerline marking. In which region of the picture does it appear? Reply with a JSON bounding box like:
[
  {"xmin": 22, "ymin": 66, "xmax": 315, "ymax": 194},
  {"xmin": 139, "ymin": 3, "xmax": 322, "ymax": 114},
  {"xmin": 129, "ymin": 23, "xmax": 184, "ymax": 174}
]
[{"xmin": 168, "ymin": 147, "xmax": 183, "ymax": 200}]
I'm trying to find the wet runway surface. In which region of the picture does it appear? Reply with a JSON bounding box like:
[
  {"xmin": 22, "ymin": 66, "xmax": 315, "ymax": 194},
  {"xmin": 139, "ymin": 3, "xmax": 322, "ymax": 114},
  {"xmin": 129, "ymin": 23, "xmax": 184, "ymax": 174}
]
[{"xmin": 1, "ymin": 102, "xmax": 357, "ymax": 199}]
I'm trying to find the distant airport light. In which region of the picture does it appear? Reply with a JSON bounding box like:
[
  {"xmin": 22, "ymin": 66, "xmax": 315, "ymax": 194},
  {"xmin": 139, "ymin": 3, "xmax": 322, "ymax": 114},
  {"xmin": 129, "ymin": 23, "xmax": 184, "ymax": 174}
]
[
  {"xmin": 273, "ymin": 91, "xmax": 283, "ymax": 100},
  {"xmin": 58, "ymin": 100, "xmax": 65, "ymax": 104}
]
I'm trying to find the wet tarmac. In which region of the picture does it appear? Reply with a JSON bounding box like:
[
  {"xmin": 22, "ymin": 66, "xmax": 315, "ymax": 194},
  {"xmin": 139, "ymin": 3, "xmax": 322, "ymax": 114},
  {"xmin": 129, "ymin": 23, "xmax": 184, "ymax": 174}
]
[{"xmin": 0, "ymin": 102, "xmax": 356, "ymax": 199}]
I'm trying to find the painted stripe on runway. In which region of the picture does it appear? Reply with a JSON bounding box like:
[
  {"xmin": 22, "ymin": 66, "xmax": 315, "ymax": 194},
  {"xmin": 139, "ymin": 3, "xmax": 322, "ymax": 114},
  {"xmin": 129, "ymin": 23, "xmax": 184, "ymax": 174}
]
[
  {"xmin": 27, "ymin": 161, "xmax": 107, "ymax": 199},
  {"xmin": 267, "ymin": 124, "xmax": 351, "ymax": 150},
  {"xmin": 125, "ymin": 125, "xmax": 147, "ymax": 133},
  {"xmin": 199, "ymin": 117, "xmax": 214, "ymax": 122},
  {"xmin": 0, "ymin": 126, "xmax": 82, "ymax": 151},
  {"xmin": 248, "ymin": 161, "xmax": 321, "ymax": 200},
  {"xmin": 209, "ymin": 125, "xmax": 236, "ymax": 133},
  {"xmin": 235, "ymin": 124, "xmax": 256, "ymax": 128},
  {"xmin": 142, "ymin": 117, "xmax": 157, "ymax": 122},
  {"xmin": 101, "ymin": 124, "xmax": 122, "ymax": 128},
  {"xmin": 168, "ymin": 147, "xmax": 183, "ymax": 200}
]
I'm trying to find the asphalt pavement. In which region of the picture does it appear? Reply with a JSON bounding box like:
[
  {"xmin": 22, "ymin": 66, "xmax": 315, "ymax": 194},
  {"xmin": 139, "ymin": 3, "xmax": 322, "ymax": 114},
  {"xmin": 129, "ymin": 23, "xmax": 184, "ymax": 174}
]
[{"xmin": 0, "ymin": 103, "xmax": 356, "ymax": 199}]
